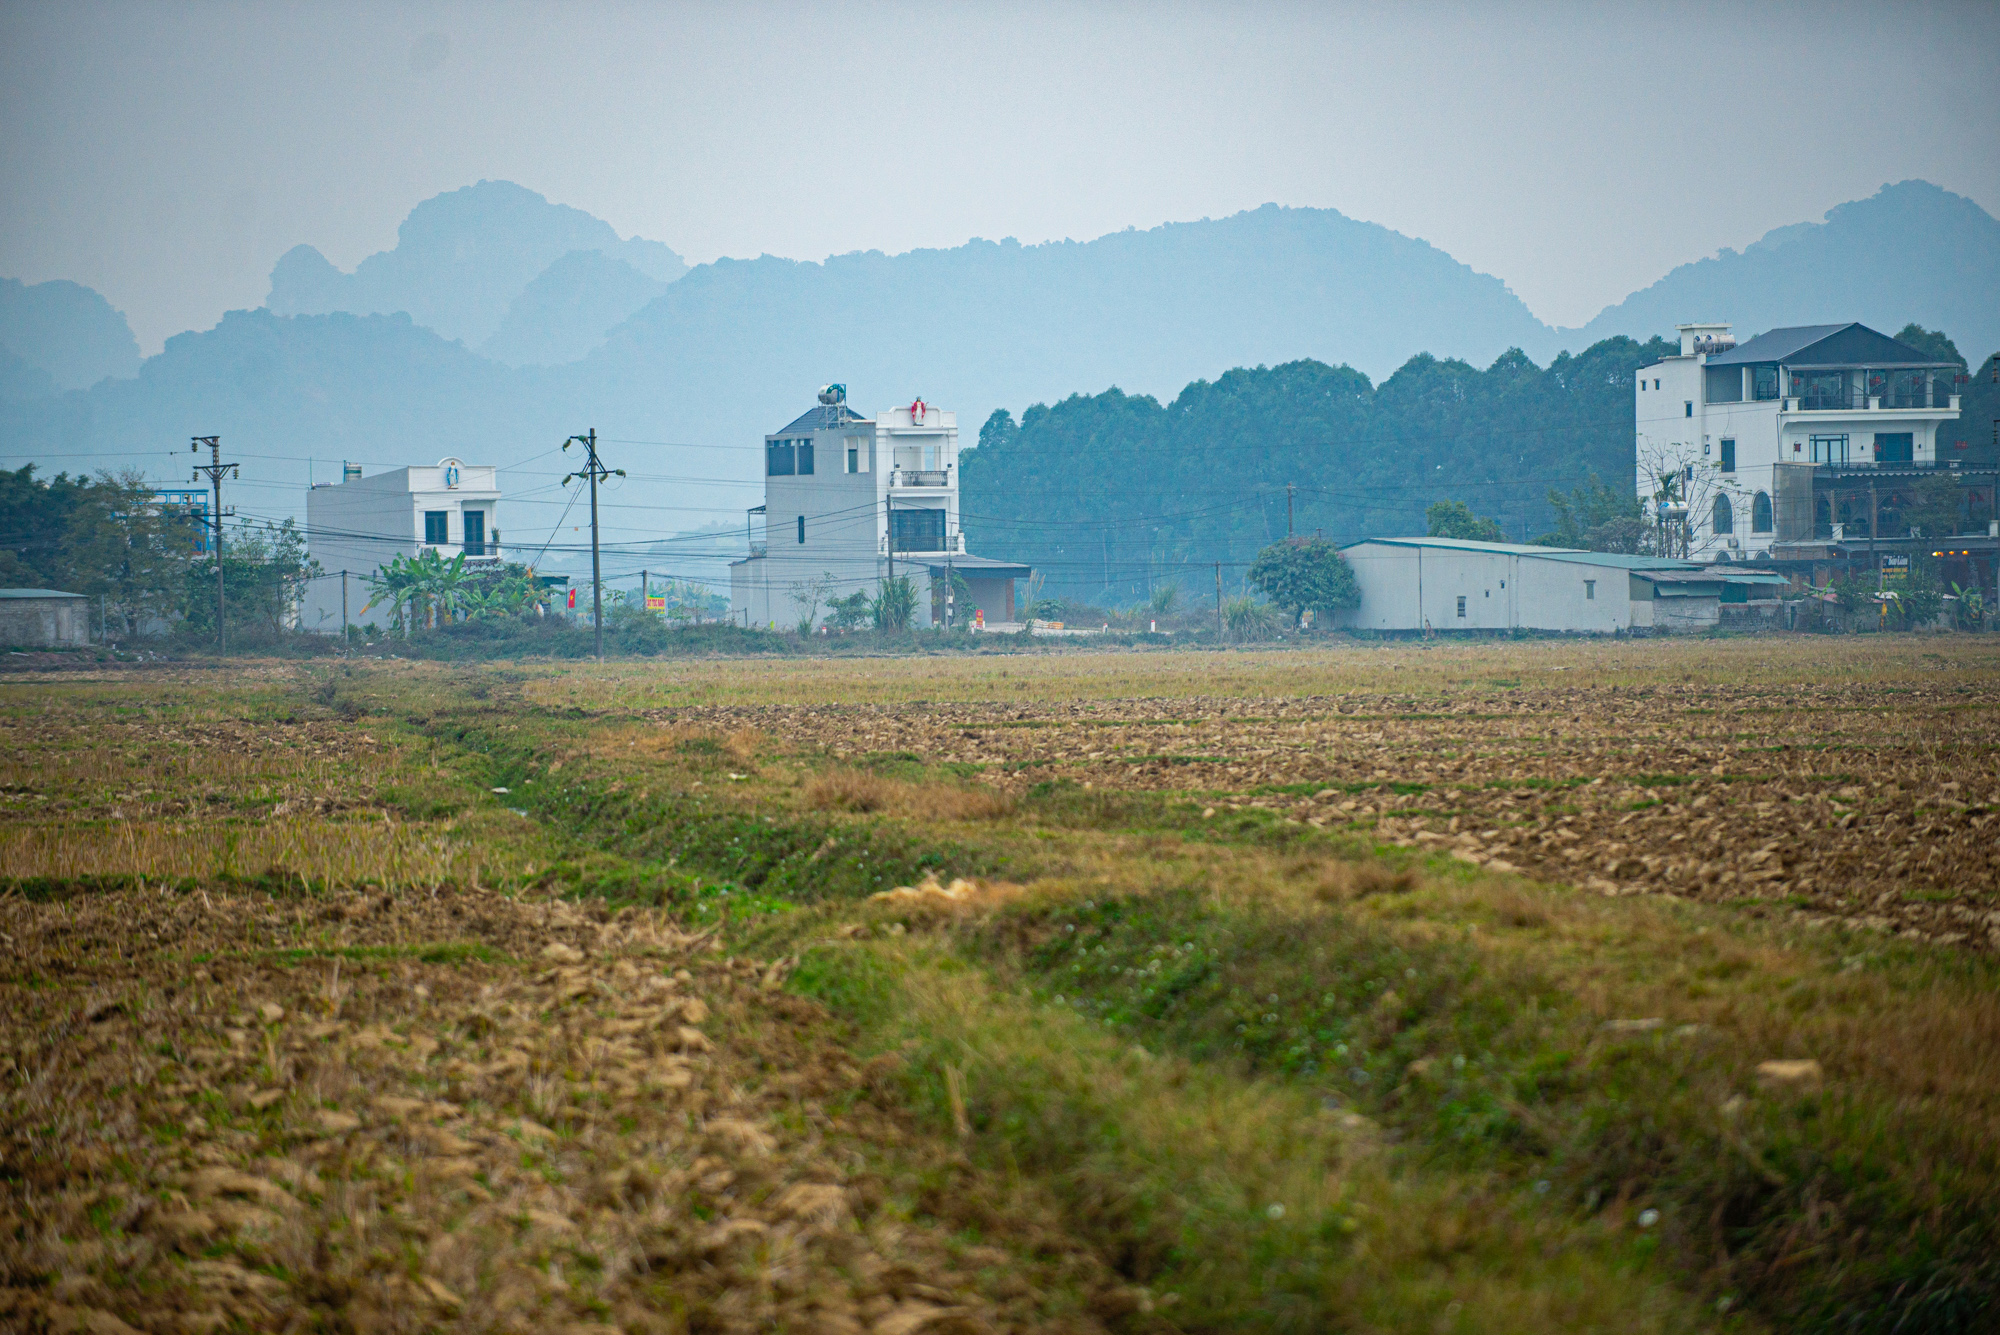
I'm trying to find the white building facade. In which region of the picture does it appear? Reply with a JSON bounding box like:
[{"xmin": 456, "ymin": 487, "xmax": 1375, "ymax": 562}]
[
  {"xmin": 730, "ymin": 387, "xmax": 1027, "ymax": 630},
  {"xmin": 301, "ymin": 457, "xmax": 501, "ymax": 635},
  {"xmin": 1636, "ymin": 322, "xmax": 1962, "ymax": 560}
]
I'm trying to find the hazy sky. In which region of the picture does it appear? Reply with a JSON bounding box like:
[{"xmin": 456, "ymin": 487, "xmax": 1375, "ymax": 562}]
[{"xmin": 4, "ymin": 0, "xmax": 1997, "ymax": 355}]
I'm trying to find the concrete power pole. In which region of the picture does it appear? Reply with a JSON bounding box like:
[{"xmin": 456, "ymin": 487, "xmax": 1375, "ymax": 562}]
[
  {"xmin": 563, "ymin": 428, "xmax": 622, "ymax": 661},
  {"xmin": 189, "ymin": 436, "xmax": 237, "ymax": 652}
]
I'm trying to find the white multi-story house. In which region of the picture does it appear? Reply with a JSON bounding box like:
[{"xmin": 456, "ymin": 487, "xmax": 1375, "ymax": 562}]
[
  {"xmin": 300, "ymin": 457, "xmax": 502, "ymax": 634},
  {"xmin": 730, "ymin": 386, "xmax": 1029, "ymax": 630},
  {"xmin": 1636, "ymin": 322, "xmax": 1963, "ymax": 561}
]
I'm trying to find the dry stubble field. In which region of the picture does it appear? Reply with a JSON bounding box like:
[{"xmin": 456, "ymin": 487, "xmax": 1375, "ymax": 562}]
[{"xmin": 2, "ymin": 636, "xmax": 1997, "ymax": 1335}]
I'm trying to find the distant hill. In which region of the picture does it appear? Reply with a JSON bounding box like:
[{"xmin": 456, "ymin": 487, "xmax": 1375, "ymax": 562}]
[
  {"xmin": 3, "ymin": 307, "xmax": 563, "ymax": 515},
  {"xmin": 586, "ymin": 203, "xmax": 1553, "ymax": 421},
  {"xmin": 0, "ymin": 277, "xmax": 142, "ymax": 394},
  {"xmin": 265, "ymin": 180, "xmax": 687, "ymax": 348},
  {"xmin": 7, "ymin": 180, "xmax": 1997, "ymax": 558},
  {"xmin": 1565, "ymin": 182, "xmax": 2000, "ymax": 359},
  {"xmin": 479, "ymin": 249, "xmax": 672, "ymax": 367}
]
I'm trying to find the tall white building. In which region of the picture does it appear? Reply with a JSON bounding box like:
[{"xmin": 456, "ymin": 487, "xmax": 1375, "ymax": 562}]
[
  {"xmin": 730, "ymin": 386, "xmax": 1028, "ymax": 630},
  {"xmin": 301, "ymin": 457, "xmax": 502, "ymax": 635},
  {"xmin": 1636, "ymin": 322, "xmax": 1963, "ymax": 560}
]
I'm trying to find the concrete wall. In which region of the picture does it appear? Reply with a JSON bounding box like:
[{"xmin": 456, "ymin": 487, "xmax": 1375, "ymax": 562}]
[
  {"xmin": 1637, "ymin": 339, "xmax": 1962, "ymax": 560},
  {"xmin": 0, "ymin": 595, "xmax": 89, "ymax": 647},
  {"xmin": 735, "ymin": 403, "xmax": 961, "ymax": 630},
  {"xmin": 302, "ymin": 465, "xmax": 501, "ymax": 634},
  {"xmin": 1333, "ymin": 544, "xmax": 1630, "ymax": 633}
]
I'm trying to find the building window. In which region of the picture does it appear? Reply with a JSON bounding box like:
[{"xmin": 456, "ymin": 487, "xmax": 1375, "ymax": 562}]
[
  {"xmin": 1585, "ymin": 580, "xmax": 1596, "ymax": 600},
  {"xmin": 766, "ymin": 440, "xmax": 795, "ymax": 476},
  {"xmin": 889, "ymin": 507, "xmax": 946, "ymax": 553},
  {"xmin": 1712, "ymin": 494, "xmax": 1733, "ymax": 535},
  {"xmin": 797, "ymin": 440, "xmax": 814, "ymax": 475},
  {"xmin": 424, "ymin": 510, "xmax": 448, "ymax": 544},
  {"xmin": 1455, "ymin": 596, "xmax": 1466, "ymax": 618},
  {"xmin": 1752, "ymin": 365, "xmax": 1780, "ymax": 400},
  {"xmin": 1873, "ymin": 432, "xmax": 1913, "ymax": 463},
  {"xmin": 846, "ymin": 448, "xmax": 859, "ymax": 474},
  {"xmin": 463, "ymin": 509, "xmax": 486, "ymax": 555},
  {"xmin": 1720, "ymin": 438, "xmax": 1736, "ymax": 472},
  {"xmin": 1685, "ymin": 401, "xmax": 1694, "ymax": 418},
  {"xmin": 1809, "ymin": 433, "xmax": 1849, "ymax": 464},
  {"xmin": 1752, "ymin": 492, "xmax": 1773, "ymax": 533},
  {"xmin": 797, "ymin": 514, "xmax": 806, "ymax": 544},
  {"xmin": 1654, "ymin": 378, "xmax": 1661, "ymax": 390}
]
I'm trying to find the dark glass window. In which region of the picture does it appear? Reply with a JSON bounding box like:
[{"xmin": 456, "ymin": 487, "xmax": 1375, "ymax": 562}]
[
  {"xmin": 797, "ymin": 514, "xmax": 805, "ymax": 544},
  {"xmin": 463, "ymin": 509, "xmax": 485, "ymax": 555},
  {"xmin": 766, "ymin": 441, "xmax": 795, "ymax": 476},
  {"xmin": 424, "ymin": 510, "xmax": 448, "ymax": 544},
  {"xmin": 1712, "ymin": 495, "xmax": 1733, "ymax": 535},
  {"xmin": 1752, "ymin": 365, "xmax": 1780, "ymax": 400},
  {"xmin": 889, "ymin": 507, "xmax": 946, "ymax": 552},
  {"xmin": 1874, "ymin": 433, "xmax": 1913, "ymax": 463},
  {"xmin": 797, "ymin": 440, "xmax": 814, "ymax": 475},
  {"xmin": 1719, "ymin": 439, "xmax": 1736, "ymax": 472},
  {"xmin": 1752, "ymin": 492, "xmax": 1773, "ymax": 533}
]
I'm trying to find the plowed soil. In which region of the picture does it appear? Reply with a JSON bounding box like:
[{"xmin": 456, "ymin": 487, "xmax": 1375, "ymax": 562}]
[{"xmin": 655, "ymin": 677, "xmax": 2000, "ymax": 948}]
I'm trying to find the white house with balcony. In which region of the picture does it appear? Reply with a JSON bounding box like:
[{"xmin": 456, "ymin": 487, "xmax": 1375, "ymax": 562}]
[
  {"xmin": 300, "ymin": 457, "xmax": 502, "ymax": 635},
  {"xmin": 1636, "ymin": 322, "xmax": 1964, "ymax": 561},
  {"xmin": 729, "ymin": 386, "xmax": 1029, "ymax": 630}
]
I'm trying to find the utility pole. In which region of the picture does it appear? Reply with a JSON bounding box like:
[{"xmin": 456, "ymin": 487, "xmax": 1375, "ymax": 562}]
[
  {"xmin": 189, "ymin": 436, "xmax": 236, "ymax": 652},
  {"xmin": 562, "ymin": 428, "xmax": 622, "ymax": 661},
  {"xmin": 1215, "ymin": 561, "xmax": 1224, "ymax": 644},
  {"xmin": 885, "ymin": 495, "xmax": 894, "ymax": 585},
  {"xmin": 340, "ymin": 571, "xmax": 349, "ymax": 651},
  {"xmin": 642, "ymin": 570, "xmax": 649, "ymax": 619},
  {"xmin": 1287, "ymin": 482, "xmax": 1295, "ymax": 538}
]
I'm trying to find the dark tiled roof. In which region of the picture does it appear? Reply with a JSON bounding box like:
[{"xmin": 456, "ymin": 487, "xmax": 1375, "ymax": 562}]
[
  {"xmin": 1705, "ymin": 323, "xmax": 1954, "ymax": 368},
  {"xmin": 772, "ymin": 403, "xmax": 871, "ymax": 436}
]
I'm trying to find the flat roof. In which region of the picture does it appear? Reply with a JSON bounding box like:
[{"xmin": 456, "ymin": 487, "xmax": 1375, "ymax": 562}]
[
  {"xmin": 0, "ymin": 588, "xmax": 87, "ymax": 599},
  {"xmin": 1341, "ymin": 537, "xmax": 1699, "ymax": 571},
  {"xmin": 916, "ymin": 554, "xmax": 1032, "ymax": 577}
]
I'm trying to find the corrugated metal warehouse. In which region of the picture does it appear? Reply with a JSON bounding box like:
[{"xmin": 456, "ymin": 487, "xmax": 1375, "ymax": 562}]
[{"xmin": 1328, "ymin": 538, "xmax": 1786, "ymax": 633}]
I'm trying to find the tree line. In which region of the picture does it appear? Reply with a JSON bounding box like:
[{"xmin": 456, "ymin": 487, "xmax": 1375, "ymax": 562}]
[{"xmin": 960, "ymin": 325, "xmax": 1993, "ymax": 605}]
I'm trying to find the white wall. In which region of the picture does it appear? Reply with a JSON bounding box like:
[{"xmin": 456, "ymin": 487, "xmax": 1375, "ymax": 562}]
[
  {"xmin": 1638, "ymin": 341, "xmax": 1963, "ymax": 558},
  {"xmin": 734, "ymin": 402, "xmax": 961, "ymax": 629},
  {"xmin": 301, "ymin": 465, "xmax": 501, "ymax": 634},
  {"xmin": 1333, "ymin": 543, "xmax": 1630, "ymax": 633}
]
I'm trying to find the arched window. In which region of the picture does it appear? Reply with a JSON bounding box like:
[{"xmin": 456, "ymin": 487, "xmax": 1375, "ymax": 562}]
[
  {"xmin": 1712, "ymin": 494, "xmax": 1733, "ymax": 535},
  {"xmin": 1752, "ymin": 492, "xmax": 1773, "ymax": 533}
]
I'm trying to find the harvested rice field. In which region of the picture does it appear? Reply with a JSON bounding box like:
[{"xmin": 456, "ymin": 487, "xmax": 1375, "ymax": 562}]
[{"xmin": 2, "ymin": 637, "xmax": 1997, "ymax": 1335}]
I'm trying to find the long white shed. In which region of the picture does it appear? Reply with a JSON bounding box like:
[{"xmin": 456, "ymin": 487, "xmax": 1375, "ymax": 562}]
[{"xmin": 1329, "ymin": 538, "xmax": 1700, "ymax": 634}]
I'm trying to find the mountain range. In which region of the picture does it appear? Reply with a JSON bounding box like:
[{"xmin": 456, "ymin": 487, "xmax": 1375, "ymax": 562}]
[{"xmin": 3, "ymin": 179, "xmax": 1995, "ymax": 559}]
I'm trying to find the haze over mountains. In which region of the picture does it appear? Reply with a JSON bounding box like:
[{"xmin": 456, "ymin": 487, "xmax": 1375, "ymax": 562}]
[{"xmin": 3, "ymin": 178, "xmax": 1996, "ymax": 551}]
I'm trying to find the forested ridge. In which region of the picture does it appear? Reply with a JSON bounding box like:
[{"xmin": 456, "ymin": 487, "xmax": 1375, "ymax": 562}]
[{"xmin": 959, "ymin": 335, "xmax": 1674, "ymax": 603}]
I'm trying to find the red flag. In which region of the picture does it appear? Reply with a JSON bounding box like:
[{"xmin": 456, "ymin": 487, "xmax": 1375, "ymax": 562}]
[{"xmin": 567, "ymin": 588, "xmax": 576, "ymax": 609}]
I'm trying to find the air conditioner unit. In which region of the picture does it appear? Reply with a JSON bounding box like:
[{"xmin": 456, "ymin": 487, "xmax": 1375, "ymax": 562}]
[{"xmin": 1831, "ymin": 524, "xmax": 1845, "ymax": 541}]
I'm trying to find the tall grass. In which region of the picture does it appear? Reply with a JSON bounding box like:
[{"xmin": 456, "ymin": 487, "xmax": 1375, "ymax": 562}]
[
  {"xmin": 795, "ymin": 941, "xmax": 1727, "ymax": 1334},
  {"xmin": 0, "ymin": 819, "xmax": 476, "ymax": 889}
]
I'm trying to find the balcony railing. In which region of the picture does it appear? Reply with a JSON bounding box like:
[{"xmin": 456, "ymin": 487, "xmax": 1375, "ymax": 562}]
[
  {"xmin": 889, "ymin": 468, "xmax": 950, "ymax": 487},
  {"xmin": 1786, "ymin": 386, "xmax": 1959, "ymax": 412}
]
